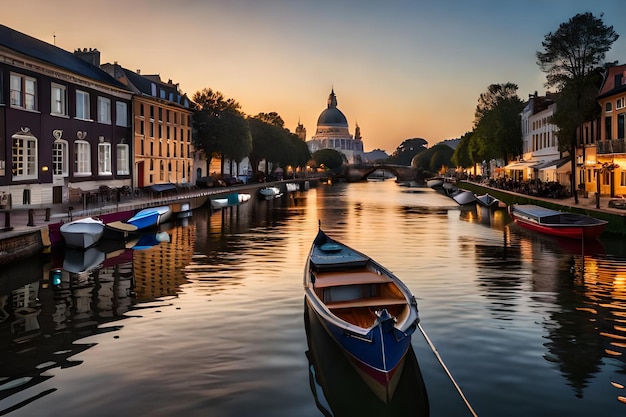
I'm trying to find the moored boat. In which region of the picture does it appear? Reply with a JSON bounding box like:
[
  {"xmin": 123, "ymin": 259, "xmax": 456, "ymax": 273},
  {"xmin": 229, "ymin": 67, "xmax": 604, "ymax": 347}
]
[
  {"xmin": 304, "ymin": 301, "xmax": 429, "ymax": 413},
  {"xmin": 259, "ymin": 186, "xmax": 282, "ymax": 200},
  {"xmin": 449, "ymin": 189, "xmax": 477, "ymax": 206},
  {"xmin": 475, "ymin": 193, "xmax": 503, "ymax": 209},
  {"xmin": 126, "ymin": 206, "xmax": 171, "ymax": 230},
  {"xmin": 103, "ymin": 220, "xmax": 138, "ymax": 240},
  {"xmin": 210, "ymin": 193, "xmax": 251, "ymax": 210},
  {"xmin": 304, "ymin": 228, "xmax": 420, "ymax": 402},
  {"xmin": 426, "ymin": 177, "xmax": 444, "ymax": 189},
  {"xmin": 60, "ymin": 217, "xmax": 105, "ymax": 249},
  {"xmin": 509, "ymin": 204, "xmax": 608, "ymax": 240},
  {"xmin": 285, "ymin": 182, "xmax": 299, "ymax": 192}
]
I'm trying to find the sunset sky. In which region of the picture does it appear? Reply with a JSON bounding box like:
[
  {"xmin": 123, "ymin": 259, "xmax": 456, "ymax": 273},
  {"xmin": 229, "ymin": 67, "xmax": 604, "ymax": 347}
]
[{"xmin": 5, "ymin": 1, "xmax": 626, "ymax": 153}]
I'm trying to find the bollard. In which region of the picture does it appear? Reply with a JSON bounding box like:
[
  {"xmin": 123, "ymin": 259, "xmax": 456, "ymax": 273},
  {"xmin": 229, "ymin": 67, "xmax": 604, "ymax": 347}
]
[
  {"xmin": 4, "ymin": 211, "xmax": 10, "ymax": 228},
  {"xmin": 45, "ymin": 207, "xmax": 50, "ymax": 221},
  {"xmin": 27, "ymin": 209, "xmax": 34, "ymax": 226}
]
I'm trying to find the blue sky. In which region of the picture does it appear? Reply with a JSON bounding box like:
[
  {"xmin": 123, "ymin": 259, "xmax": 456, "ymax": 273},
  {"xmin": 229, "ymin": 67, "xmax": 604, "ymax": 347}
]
[{"xmin": 6, "ymin": 0, "xmax": 626, "ymax": 152}]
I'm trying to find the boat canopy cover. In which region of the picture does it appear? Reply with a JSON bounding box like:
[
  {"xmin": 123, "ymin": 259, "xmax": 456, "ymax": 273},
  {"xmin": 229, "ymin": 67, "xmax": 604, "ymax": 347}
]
[{"xmin": 311, "ymin": 231, "xmax": 368, "ymax": 270}]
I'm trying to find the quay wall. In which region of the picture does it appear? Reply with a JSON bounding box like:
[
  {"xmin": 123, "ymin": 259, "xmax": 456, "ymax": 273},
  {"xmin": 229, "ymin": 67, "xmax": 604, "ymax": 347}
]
[{"xmin": 0, "ymin": 179, "xmax": 317, "ymax": 265}]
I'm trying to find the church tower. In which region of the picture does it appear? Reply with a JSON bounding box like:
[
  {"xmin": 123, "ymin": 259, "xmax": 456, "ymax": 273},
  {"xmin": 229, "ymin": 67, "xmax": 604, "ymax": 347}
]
[{"xmin": 295, "ymin": 119, "xmax": 306, "ymax": 141}]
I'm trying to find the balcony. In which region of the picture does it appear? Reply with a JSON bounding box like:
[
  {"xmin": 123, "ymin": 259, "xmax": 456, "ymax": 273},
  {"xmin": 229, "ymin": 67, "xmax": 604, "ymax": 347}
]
[{"xmin": 597, "ymin": 139, "xmax": 626, "ymax": 155}]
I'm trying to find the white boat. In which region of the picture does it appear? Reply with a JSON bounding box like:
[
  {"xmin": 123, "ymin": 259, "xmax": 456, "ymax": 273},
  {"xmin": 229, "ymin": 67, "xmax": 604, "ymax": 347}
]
[
  {"xmin": 210, "ymin": 193, "xmax": 251, "ymax": 210},
  {"xmin": 259, "ymin": 187, "xmax": 282, "ymax": 200},
  {"xmin": 285, "ymin": 183, "xmax": 299, "ymax": 192},
  {"xmin": 60, "ymin": 217, "xmax": 105, "ymax": 249}
]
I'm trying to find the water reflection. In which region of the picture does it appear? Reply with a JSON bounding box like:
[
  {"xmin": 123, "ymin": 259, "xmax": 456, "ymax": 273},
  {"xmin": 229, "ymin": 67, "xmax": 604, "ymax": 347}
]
[
  {"xmin": 304, "ymin": 301, "xmax": 429, "ymax": 417},
  {"xmin": 0, "ymin": 219, "xmax": 196, "ymax": 412},
  {"xmin": 2, "ymin": 182, "xmax": 626, "ymax": 415}
]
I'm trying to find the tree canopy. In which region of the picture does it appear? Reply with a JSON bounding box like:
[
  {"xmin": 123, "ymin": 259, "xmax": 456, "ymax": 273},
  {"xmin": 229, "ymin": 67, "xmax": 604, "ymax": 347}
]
[
  {"xmin": 312, "ymin": 149, "xmax": 345, "ymax": 170},
  {"xmin": 537, "ymin": 12, "xmax": 618, "ymax": 202},
  {"xmin": 386, "ymin": 138, "xmax": 428, "ymax": 166},
  {"xmin": 411, "ymin": 143, "xmax": 454, "ymax": 174},
  {"xmin": 192, "ymin": 88, "xmax": 249, "ymax": 172},
  {"xmin": 472, "ymin": 83, "xmax": 524, "ymax": 163},
  {"xmin": 536, "ymin": 12, "xmax": 618, "ymax": 90}
]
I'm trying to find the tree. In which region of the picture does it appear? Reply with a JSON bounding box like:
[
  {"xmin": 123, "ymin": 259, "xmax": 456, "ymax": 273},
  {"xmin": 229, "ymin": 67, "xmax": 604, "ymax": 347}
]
[
  {"xmin": 312, "ymin": 149, "xmax": 345, "ymax": 170},
  {"xmin": 473, "ymin": 83, "xmax": 524, "ymax": 163},
  {"xmin": 537, "ymin": 12, "xmax": 619, "ymax": 203},
  {"xmin": 537, "ymin": 12, "xmax": 618, "ymax": 90},
  {"xmin": 386, "ymin": 138, "xmax": 428, "ymax": 166},
  {"xmin": 191, "ymin": 88, "xmax": 244, "ymax": 175},
  {"xmin": 248, "ymin": 113, "xmax": 289, "ymax": 176},
  {"xmin": 451, "ymin": 131, "xmax": 475, "ymax": 171},
  {"xmin": 411, "ymin": 144, "xmax": 454, "ymax": 175}
]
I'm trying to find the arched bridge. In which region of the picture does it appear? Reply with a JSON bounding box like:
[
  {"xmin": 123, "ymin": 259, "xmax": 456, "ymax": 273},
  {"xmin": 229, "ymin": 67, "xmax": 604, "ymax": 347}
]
[{"xmin": 342, "ymin": 164, "xmax": 419, "ymax": 182}]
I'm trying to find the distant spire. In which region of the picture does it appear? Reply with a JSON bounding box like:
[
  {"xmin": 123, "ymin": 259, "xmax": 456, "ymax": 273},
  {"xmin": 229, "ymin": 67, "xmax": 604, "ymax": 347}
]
[{"xmin": 327, "ymin": 88, "xmax": 337, "ymax": 109}]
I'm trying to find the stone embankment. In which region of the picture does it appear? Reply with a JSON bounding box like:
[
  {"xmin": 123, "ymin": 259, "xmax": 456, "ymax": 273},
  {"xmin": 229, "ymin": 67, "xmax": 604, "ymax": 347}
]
[{"xmin": 0, "ymin": 179, "xmax": 314, "ymax": 265}]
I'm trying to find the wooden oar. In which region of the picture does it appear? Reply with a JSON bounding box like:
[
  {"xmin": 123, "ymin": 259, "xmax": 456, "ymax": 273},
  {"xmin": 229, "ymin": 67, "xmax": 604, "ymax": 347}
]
[{"xmin": 417, "ymin": 322, "xmax": 479, "ymax": 417}]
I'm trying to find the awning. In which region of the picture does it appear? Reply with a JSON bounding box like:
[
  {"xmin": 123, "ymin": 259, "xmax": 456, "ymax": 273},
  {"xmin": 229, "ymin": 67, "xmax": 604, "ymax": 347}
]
[
  {"xmin": 503, "ymin": 161, "xmax": 537, "ymax": 170},
  {"xmin": 149, "ymin": 183, "xmax": 177, "ymax": 193},
  {"xmin": 533, "ymin": 156, "xmax": 571, "ymax": 171}
]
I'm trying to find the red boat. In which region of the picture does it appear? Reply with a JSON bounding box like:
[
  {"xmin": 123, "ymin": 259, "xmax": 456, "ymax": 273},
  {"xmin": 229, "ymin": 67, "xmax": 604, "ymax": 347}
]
[{"xmin": 509, "ymin": 204, "xmax": 608, "ymax": 240}]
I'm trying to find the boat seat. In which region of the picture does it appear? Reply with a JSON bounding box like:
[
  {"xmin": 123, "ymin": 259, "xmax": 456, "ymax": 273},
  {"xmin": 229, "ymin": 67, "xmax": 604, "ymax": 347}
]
[
  {"xmin": 326, "ymin": 296, "xmax": 407, "ymax": 310},
  {"xmin": 313, "ymin": 269, "xmax": 393, "ymax": 288}
]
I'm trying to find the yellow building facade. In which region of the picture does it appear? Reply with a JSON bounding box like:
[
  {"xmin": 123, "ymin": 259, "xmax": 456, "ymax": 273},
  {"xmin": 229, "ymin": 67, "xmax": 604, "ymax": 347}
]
[
  {"xmin": 101, "ymin": 63, "xmax": 194, "ymax": 188},
  {"xmin": 596, "ymin": 64, "xmax": 626, "ymax": 198}
]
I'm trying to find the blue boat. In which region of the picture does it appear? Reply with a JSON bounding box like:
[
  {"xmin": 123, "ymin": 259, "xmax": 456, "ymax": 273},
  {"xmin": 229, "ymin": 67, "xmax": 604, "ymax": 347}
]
[
  {"xmin": 126, "ymin": 206, "xmax": 171, "ymax": 230},
  {"xmin": 304, "ymin": 228, "xmax": 420, "ymax": 403}
]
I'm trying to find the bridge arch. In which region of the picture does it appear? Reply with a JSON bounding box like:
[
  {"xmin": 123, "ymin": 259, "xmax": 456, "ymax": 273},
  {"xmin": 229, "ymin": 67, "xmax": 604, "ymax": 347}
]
[{"xmin": 343, "ymin": 164, "xmax": 419, "ymax": 182}]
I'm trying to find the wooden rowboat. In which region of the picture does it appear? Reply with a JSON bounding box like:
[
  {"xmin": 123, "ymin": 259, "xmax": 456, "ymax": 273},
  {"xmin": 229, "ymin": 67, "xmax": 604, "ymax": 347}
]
[{"xmin": 304, "ymin": 228, "xmax": 420, "ymax": 402}]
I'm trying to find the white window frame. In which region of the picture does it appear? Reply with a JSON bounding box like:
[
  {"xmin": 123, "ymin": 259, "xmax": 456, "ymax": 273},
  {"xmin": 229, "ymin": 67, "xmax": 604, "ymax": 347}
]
[
  {"xmin": 52, "ymin": 139, "xmax": 69, "ymax": 177},
  {"xmin": 116, "ymin": 101, "xmax": 128, "ymax": 127},
  {"xmin": 116, "ymin": 144, "xmax": 130, "ymax": 175},
  {"xmin": 12, "ymin": 133, "xmax": 38, "ymax": 180},
  {"xmin": 76, "ymin": 90, "xmax": 90, "ymax": 120},
  {"xmin": 74, "ymin": 140, "xmax": 91, "ymax": 176},
  {"xmin": 10, "ymin": 73, "xmax": 37, "ymax": 111},
  {"xmin": 98, "ymin": 142, "xmax": 112, "ymax": 175},
  {"xmin": 617, "ymin": 98, "xmax": 626, "ymax": 110},
  {"xmin": 51, "ymin": 83, "xmax": 68, "ymax": 116},
  {"xmin": 98, "ymin": 96, "xmax": 111, "ymax": 124}
]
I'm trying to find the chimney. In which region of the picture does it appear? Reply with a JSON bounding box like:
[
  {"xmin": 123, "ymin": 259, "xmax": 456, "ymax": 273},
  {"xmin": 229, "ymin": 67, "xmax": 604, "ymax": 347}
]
[{"xmin": 74, "ymin": 48, "xmax": 101, "ymax": 67}]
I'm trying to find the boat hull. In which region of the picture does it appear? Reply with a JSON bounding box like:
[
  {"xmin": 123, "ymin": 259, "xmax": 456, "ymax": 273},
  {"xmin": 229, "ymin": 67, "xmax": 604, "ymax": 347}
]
[
  {"xmin": 304, "ymin": 300, "xmax": 429, "ymax": 413},
  {"xmin": 60, "ymin": 217, "xmax": 105, "ymax": 249},
  {"xmin": 510, "ymin": 204, "xmax": 607, "ymax": 240},
  {"xmin": 127, "ymin": 206, "xmax": 171, "ymax": 230},
  {"xmin": 304, "ymin": 229, "xmax": 419, "ymax": 402},
  {"xmin": 305, "ymin": 295, "xmax": 412, "ymax": 402}
]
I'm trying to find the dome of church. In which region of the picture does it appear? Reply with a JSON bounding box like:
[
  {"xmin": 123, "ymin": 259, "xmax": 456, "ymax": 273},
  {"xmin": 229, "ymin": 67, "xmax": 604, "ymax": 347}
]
[{"xmin": 317, "ymin": 107, "xmax": 348, "ymax": 126}]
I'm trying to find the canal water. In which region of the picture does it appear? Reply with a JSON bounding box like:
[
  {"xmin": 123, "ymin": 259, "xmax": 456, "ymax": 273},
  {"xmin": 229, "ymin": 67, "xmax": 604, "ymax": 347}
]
[{"xmin": 1, "ymin": 180, "xmax": 626, "ymax": 416}]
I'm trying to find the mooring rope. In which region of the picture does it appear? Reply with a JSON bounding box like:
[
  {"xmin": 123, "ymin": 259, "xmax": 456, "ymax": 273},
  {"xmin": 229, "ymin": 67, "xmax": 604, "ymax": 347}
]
[{"xmin": 417, "ymin": 323, "xmax": 479, "ymax": 417}]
